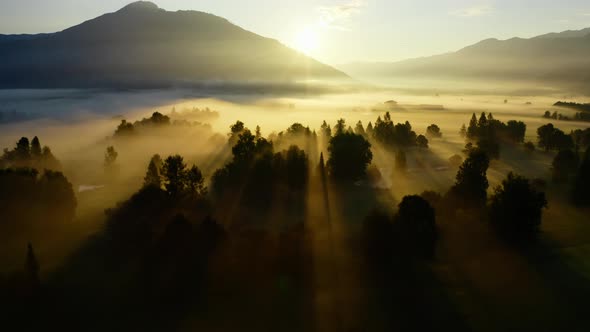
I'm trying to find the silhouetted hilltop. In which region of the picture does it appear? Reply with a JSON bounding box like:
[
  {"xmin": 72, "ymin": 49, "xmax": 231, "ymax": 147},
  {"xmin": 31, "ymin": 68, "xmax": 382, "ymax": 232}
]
[
  {"xmin": 340, "ymin": 27, "xmax": 590, "ymax": 92},
  {"xmin": 533, "ymin": 27, "xmax": 590, "ymax": 39},
  {"xmin": 0, "ymin": 1, "xmax": 348, "ymax": 88}
]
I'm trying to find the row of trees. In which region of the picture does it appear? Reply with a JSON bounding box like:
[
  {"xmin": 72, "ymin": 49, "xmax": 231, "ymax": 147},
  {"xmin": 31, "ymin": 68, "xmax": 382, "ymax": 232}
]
[
  {"xmin": 363, "ymin": 147, "xmax": 548, "ymax": 260},
  {"xmin": 327, "ymin": 119, "xmax": 373, "ymax": 180},
  {"xmin": 0, "ymin": 167, "xmax": 76, "ymax": 238},
  {"xmin": 441, "ymin": 148, "xmax": 547, "ymax": 243},
  {"xmin": 143, "ymin": 154, "xmax": 207, "ymax": 197},
  {"xmin": 212, "ymin": 124, "xmax": 310, "ymax": 208},
  {"xmin": 537, "ymin": 123, "xmax": 574, "ymax": 151},
  {"xmin": 461, "ymin": 113, "xmax": 526, "ymax": 159},
  {"xmin": 0, "ymin": 136, "xmax": 61, "ymax": 171},
  {"xmin": 450, "ymin": 149, "xmax": 547, "ymax": 242},
  {"xmin": 369, "ymin": 112, "xmax": 427, "ymax": 149},
  {"xmin": 114, "ymin": 112, "xmax": 212, "ymax": 137}
]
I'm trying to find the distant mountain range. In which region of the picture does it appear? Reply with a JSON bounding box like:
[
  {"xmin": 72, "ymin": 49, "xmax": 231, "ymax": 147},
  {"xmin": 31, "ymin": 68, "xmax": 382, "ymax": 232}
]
[
  {"xmin": 0, "ymin": 1, "xmax": 347, "ymax": 89},
  {"xmin": 340, "ymin": 28, "xmax": 590, "ymax": 92}
]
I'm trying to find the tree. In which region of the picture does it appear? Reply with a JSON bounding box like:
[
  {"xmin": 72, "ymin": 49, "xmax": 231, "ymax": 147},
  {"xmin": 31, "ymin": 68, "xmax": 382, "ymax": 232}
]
[
  {"xmin": 505, "ymin": 120, "xmax": 526, "ymax": 143},
  {"xmin": 149, "ymin": 112, "xmax": 170, "ymax": 125},
  {"xmin": 115, "ymin": 120, "xmax": 135, "ymax": 136},
  {"xmin": 41, "ymin": 146, "xmax": 61, "ymax": 170},
  {"xmin": 537, "ymin": 124, "xmax": 554, "ymax": 151},
  {"xmin": 572, "ymin": 147, "xmax": 590, "ymax": 206},
  {"xmin": 524, "ymin": 141, "xmax": 535, "ymax": 153},
  {"xmin": 30, "ymin": 136, "xmax": 42, "ymax": 158},
  {"xmin": 334, "ymin": 118, "xmax": 346, "ymax": 136},
  {"xmin": 320, "ymin": 120, "xmax": 332, "ymax": 140},
  {"xmin": 467, "ymin": 113, "xmax": 478, "ymax": 139},
  {"xmin": 186, "ymin": 165, "xmax": 207, "ymax": 196},
  {"xmin": 476, "ymin": 137, "xmax": 500, "ymax": 159},
  {"xmin": 366, "ymin": 122, "xmax": 374, "ymax": 137},
  {"xmin": 284, "ymin": 145, "xmax": 309, "ymax": 190},
  {"xmin": 0, "ymin": 169, "xmax": 76, "ymax": 243},
  {"xmin": 393, "ymin": 121, "xmax": 417, "ymax": 147},
  {"xmin": 448, "ymin": 149, "xmax": 490, "ymax": 207},
  {"xmin": 25, "ymin": 243, "xmax": 40, "ymax": 290},
  {"xmin": 162, "ymin": 155, "xmax": 187, "ymax": 196},
  {"xmin": 104, "ymin": 146, "xmax": 118, "ymax": 167},
  {"xmin": 16, "ymin": 137, "xmax": 30, "ymax": 160},
  {"xmin": 232, "ymin": 129, "xmax": 258, "ymax": 163},
  {"xmin": 537, "ymin": 124, "xmax": 573, "ymax": 151},
  {"xmin": 552, "ymin": 149, "xmax": 578, "ymax": 183},
  {"xmin": 490, "ymin": 172, "xmax": 547, "ymax": 243},
  {"xmin": 144, "ymin": 154, "xmax": 162, "ymax": 188},
  {"xmin": 362, "ymin": 210, "xmax": 394, "ymax": 259},
  {"xmin": 416, "ymin": 135, "xmax": 429, "ymax": 149},
  {"xmin": 355, "ymin": 121, "xmax": 366, "ymax": 136},
  {"xmin": 426, "ymin": 124, "xmax": 442, "ymax": 139},
  {"xmin": 327, "ymin": 130, "xmax": 373, "ymax": 181},
  {"xmin": 228, "ymin": 120, "xmax": 245, "ymax": 145},
  {"xmin": 394, "ymin": 195, "xmax": 437, "ymax": 258},
  {"xmin": 478, "ymin": 112, "xmax": 488, "ymax": 128}
]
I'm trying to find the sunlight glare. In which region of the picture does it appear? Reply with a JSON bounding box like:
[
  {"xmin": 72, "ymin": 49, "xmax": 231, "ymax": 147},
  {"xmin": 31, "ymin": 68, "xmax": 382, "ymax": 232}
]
[{"xmin": 294, "ymin": 27, "xmax": 320, "ymax": 55}]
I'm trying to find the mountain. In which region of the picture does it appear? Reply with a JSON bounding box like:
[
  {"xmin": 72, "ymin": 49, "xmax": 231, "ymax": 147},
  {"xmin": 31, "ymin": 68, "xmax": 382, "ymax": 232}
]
[
  {"xmin": 0, "ymin": 1, "xmax": 347, "ymax": 89},
  {"xmin": 533, "ymin": 27, "xmax": 590, "ymax": 39},
  {"xmin": 340, "ymin": 28, "xmax": 590, "ymax": 91}
]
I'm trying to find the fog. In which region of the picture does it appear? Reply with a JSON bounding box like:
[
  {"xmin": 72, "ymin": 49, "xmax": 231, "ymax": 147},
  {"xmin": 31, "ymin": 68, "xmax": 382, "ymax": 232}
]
[
  {"xmin": 0, "ymin": 87, "xmax": 586, "ymax": 197},
  {"xmin": 2, "ymin": 85, "xmax": 590, "ymax": 331}
]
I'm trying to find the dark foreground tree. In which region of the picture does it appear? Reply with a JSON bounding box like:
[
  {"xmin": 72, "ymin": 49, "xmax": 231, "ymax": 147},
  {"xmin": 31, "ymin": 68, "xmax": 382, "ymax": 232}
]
[
  {"xmin": 394, "ymin": 195, "xmax": 437, "ymax": 258},
  {"xmin": 327, "ymin": 125, "xmax": 372, "ymax": 181},
  {"xmin": 25, "ymin": 243, "xmax": 40, "ymax": 291},
  {"xmin": 552, "ymin": 149, "xmax": 578, "ymax": 183},
  {"xmin": 505, "ymin": 120, "xmax": 526, "ymax": 143},
  {"xmin": 186, "ymin": 165, "xmax": 207, "ymax": 196},
  {"xmin": 0, "ymin": 169, "xmax": 77, "ymax": 239},
  {"xmin": 490, "ymin": 172, "xmax": 547, "ymax": 243},
  {"xmin": 426, "ymin": 124, "xmax": 442, "ymax": 139},
  {"xmin": 447, "ymin": 149, "xmax": 490, "ymax": 208},
  {"xmin": 416, "ymin": 135, "xmax": 429, "ymax": 149},
  {"xmin": 162, "ymin": 155, "xmax": 187, "ymax": 196},
  {"xmin": 537, "ymin": 124, "xmax": 573, "ymax": 151},
  {"xmin": 572, "ymin": 147, "xmax": 590, "ymax": 206},
  {"xmin": 1, "ymin": 136, "xmax": 61, "ymax": 170},
  {"xmin": 362, "ymin": 210, "xmax": 394, "ymax": 260}
]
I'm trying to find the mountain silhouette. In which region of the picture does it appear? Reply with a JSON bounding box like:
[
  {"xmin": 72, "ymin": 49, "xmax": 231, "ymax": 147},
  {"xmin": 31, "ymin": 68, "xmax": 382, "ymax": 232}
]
[
  {"xmin": 0, "ymin": 1, "xmax": 347, "ymax": 88},
  {"xmin": 340, "ymin": 27, "xmax": 590, "ymax": 92}
]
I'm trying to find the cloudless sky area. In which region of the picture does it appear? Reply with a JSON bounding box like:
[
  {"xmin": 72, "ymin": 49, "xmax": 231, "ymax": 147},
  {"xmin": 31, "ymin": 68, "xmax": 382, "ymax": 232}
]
[{"xmin": 1, "ymin": 0, "xmax": 589, "ymax": 64}]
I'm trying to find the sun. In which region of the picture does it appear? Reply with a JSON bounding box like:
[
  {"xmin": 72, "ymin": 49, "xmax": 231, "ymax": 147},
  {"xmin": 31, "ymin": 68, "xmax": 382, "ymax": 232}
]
[{"xmin": 294, "ymin": 27, "xmax": 320, "ymax": 54}]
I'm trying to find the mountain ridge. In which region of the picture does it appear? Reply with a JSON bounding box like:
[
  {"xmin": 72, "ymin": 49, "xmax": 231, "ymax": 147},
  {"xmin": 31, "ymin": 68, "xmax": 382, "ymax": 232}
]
[
  {"xmin": 338, "ymin": 27, "xmax": 590, "ymax": 92},
  {"xmin": 0, "ymin": 1, "xmax": 348, "ymax": 89}
]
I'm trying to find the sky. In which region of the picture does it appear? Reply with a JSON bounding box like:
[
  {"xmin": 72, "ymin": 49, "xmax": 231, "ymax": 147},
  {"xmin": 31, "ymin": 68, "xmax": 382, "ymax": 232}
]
[{"xmin": 1, "ymin": 0, "xmax": 590, "ymax": 64}]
